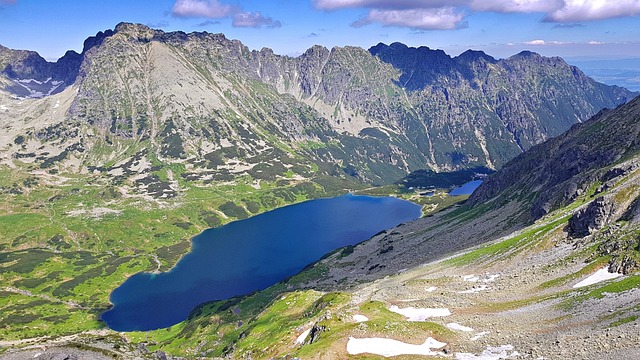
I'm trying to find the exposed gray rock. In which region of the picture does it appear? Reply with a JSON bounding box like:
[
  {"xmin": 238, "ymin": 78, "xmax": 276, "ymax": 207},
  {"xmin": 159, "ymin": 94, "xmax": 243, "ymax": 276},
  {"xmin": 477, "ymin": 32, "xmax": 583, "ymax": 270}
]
[
  {"xmin": 303, "ymin": 323, "xmax": 326, "ymax": 345},
  {"xmin": 569, "ymin": 196, "xmax": 616, "ymax": 237},
  {"xmin": 0, "ymin": 347, "xmax": 114, "ymax": 360}
]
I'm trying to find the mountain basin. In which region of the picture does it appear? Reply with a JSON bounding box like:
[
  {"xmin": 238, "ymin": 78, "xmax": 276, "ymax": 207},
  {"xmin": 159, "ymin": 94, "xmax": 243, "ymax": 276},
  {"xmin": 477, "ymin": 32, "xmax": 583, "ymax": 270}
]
[{"xmin": 101, "ymin": 194, "xmax": 422, "ymax": 331}]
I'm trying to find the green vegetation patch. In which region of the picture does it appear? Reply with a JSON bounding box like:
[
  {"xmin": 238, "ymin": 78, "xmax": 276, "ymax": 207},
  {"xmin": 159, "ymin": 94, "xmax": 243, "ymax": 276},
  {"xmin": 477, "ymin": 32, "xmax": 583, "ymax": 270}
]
[
  {"xmin": 445, "ymin": 215, "xmax": 570, "ymax": 266},
  {"xmin": 560, "ymin": 274, "xmax": 640, "ymax": 310}
]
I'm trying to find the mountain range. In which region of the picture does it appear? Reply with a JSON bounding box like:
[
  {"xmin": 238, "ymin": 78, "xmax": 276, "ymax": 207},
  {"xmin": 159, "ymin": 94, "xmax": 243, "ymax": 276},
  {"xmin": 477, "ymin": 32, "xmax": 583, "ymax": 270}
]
[
  {"xmin": 1, "ymin": 23, "xmax": 639, "ymax": 359},
  {"xmin": 0, "ymin": 22, "xmax": 635, "ymax": 188}
]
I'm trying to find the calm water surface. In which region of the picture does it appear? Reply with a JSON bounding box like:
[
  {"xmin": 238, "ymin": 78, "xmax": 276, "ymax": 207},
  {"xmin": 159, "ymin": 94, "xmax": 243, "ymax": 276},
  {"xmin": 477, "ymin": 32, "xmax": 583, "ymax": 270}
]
[
  {"xmin": 102, "ymin": 194, "xmax": 421, "ymax": 331},
  {"xmin": 449, "ymin": 180, "xmax": 483, "ymax": 196}
]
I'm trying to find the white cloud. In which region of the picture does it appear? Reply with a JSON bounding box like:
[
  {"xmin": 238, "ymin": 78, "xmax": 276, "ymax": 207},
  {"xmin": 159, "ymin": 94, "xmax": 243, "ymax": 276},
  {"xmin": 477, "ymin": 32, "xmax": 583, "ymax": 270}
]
[
  {"xmin": 523, "ymin": 39, "xmax": 574, "ymax": 45},
  {"xmin": 172, "ymin": 0, "xmax": 233, "ymax": 18},
  {"xmin": 232, "ymin": 12, "xmax": 282, "ymax": 28},
  {"xmin": 171, "ymin": 0, "xmax": 282, "ymax": 29},
  {"xmin": 314, "ymin": 0, "xmax": 467, "ymax": 10},
  {"xmin": 352, "ymin": 7, "xmax": 466, "ymax": 29},
  {"xmin": 588, "ymin": 40, "xmax": 605, "ymax": 45},
  {"xmin": 314, "ymin": 0, "xmax": 640, "ymax": 29},
  {"xmin": 546, "ymin": 0, "xmax": 640, "ymax": 22},
  {"xmin": 471, "ymin": 0, "xmax": 562, "ymax": 13}
]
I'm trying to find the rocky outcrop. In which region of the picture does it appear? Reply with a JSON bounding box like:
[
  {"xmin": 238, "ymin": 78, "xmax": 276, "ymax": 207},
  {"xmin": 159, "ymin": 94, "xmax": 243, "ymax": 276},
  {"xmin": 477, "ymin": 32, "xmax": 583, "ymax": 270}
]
[
  {"xmin": 303, "ymin": 323, "xmax": 326, "ymax": 345},
  {"xmin": 568, "ymin": 196, "xmax": 616, "ymax": 237}
]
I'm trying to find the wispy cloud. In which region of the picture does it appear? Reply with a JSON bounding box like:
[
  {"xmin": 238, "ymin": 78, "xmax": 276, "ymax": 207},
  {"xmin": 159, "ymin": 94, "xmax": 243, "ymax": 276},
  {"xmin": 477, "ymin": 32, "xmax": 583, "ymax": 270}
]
[
  {"xmin": 147, "ymin": 21, "xmax": 170, "ymax": 28},
  {"xmin": 172, "ymin": 0, "xmax": 282, "ymax": 29},
  {"xmin": 196, "ymin": 19, "xmax": 222, "ymax": 27},
  {"xmin": 551, "ymin": 23, "xmax": 584, "ymax": 29},
  {"xmin": 314, "ymin": 0, "xmax": 640, "ymax": 29},
  {"xmin": 470, "ymin": 0, "xmax": 561, "ymax": 13},
  {"xmin": 314, "ymin": 0, "xmax": 467, "ymax": 10},
  {"xmin": 232, "ymin": 12, "xmax": 282, "ymax": 28},
  {"xmin": 523, "ymin": 39, "xmax": 613, "ymax": 47},
  {"xmin": 352, "ymin": 7, "xmax": 466, "ymax": 30}
]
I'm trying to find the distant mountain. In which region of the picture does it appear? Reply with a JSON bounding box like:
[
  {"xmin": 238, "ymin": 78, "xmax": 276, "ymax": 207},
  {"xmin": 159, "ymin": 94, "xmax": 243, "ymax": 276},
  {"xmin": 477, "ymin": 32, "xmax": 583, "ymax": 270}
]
[{"xmin": 0, "ymin": 23, "xmax": 636, "ymax": 187}]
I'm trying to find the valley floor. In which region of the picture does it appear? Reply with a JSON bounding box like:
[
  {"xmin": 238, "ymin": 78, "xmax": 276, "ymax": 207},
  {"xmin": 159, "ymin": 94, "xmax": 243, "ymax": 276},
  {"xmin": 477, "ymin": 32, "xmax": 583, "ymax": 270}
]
[{"xmin": 3, "ymin": 207, "xmax": 639, "ymax": 360}]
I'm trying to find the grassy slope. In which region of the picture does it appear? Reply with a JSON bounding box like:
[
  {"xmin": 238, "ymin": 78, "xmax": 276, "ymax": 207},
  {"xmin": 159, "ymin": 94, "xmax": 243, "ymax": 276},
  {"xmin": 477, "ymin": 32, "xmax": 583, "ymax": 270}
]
[{"xmin": 0, "ymin": 153, "xmax": 470, "ymax": 346}]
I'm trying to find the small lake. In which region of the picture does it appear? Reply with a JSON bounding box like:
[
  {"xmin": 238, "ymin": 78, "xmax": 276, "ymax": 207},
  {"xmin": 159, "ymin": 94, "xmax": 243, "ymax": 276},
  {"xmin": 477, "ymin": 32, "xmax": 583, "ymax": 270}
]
[
  {"xmin": 449, "ymin": 180, "xmax": 483, "ymax": 196},
  {"xmin": 101, "ymin": 194, "xmax": 421, "ymax": 331}
]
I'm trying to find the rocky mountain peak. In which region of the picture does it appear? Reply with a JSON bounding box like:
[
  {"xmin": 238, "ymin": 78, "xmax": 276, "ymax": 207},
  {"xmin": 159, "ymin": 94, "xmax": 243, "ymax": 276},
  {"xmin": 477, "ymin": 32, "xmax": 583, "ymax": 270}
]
[
  {"xmin": 301, "ymin": 45, "xmax": 330, "ymax": 58},
  {"xmin": 113, "ymin": 22, "xmax": 157, "ymax": 42},
  {"xmin": 455, "ymin": 49, "xmax": 496, "ymax": 64},
  {"xmin": 512, "ymin": 50, "xmax": 541, "ymax": 58},
  {"xmin": 82, "ymin": 29, "xmax": 115, "ymax": 54}
]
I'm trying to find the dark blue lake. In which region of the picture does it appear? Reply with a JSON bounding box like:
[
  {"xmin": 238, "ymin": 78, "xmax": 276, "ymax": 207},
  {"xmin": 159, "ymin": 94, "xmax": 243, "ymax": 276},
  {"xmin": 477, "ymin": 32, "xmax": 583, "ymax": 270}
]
[
  {"xmin": 101, "ymin": 194, "xmax": 421, "ymax": 331},
  {"xmin": 449, "ymin": 180, "xmax": 483, "ymax": 196}
]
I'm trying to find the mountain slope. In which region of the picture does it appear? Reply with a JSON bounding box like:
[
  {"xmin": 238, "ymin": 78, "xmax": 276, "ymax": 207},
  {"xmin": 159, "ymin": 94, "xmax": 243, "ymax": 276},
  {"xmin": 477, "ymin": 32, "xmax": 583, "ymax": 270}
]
[
  {"xmin": 1, "ymin": 23, "xmax": 636, "ymax": 186},
  {"xmin": 470, "ymin": 96, "xmax": 640, "ymax": 220}
]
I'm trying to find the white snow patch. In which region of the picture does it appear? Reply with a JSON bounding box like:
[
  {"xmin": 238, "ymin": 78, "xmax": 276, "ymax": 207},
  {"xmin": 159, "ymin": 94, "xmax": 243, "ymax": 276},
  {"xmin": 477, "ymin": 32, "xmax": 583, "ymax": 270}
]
[
  {"xmin": 425, "ymin": 286, "xmax": 438, "ymax": 292},
  {"xmin": 483, "ymin": 274, "xmax": 500, "ymax": 283},
  {"xmin": 573, "ymin": 267, "xmax": 622, "ymax": 288},
  {"xmin": 0, "ymin": 105, "xmax": 8, "ymax": 112},
  {"xmin": 353, "ymin": 314, "xmax": 368, "ymax": 322},
  {"xmin": 460, "ymin": 285, "xmax": 489, "ymax": 294},
  {"xmin": 18, "ymin": 78, "xmax": 43, "ymax": 85},
  {"xmin": 295, "ymin": 328, "xmax": 310, "ymax": 344},
  {"xmin": 54, "ymin": 100, "xmax": 60, "ymax": 108},
  {"xmin": 463, "ymin": 275, "xmax": 479, "ymax": 282},
  {"xmin": 347, "ymin": 337, "xmax": 447, "ymax": 357},
  {"xmin": 471, "ymin": 331, "xmax": 490, "ymax": 341},
  {"xmin": 447, "ymin": 323, "xmax": 474, "ymax": 332},
  {"xmin": 389, "ymin": 305, "xmax": 451, "ymax": 321},
  {"xmin": 455, "ymin": 345, "xmax": 520, "ymax": 360}
]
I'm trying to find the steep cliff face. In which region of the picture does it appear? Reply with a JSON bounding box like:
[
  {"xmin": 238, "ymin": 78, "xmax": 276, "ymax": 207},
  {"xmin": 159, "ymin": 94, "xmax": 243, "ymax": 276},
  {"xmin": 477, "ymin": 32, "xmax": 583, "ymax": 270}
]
[
  {"xmin": 0, "ymin": 23, "xmax": 636, "ymax": 185},
  {"xmin": 469, "ymin": 96, "xmax": 640, "ymax": 221}
]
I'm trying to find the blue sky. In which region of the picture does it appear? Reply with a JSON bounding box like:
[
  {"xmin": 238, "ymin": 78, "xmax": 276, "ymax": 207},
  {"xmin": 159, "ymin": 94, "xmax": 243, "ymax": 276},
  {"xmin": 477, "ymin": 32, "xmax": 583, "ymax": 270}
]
[{"xmin": 1, "ymin": 0, "xmax": 639, "ymax": 61}]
